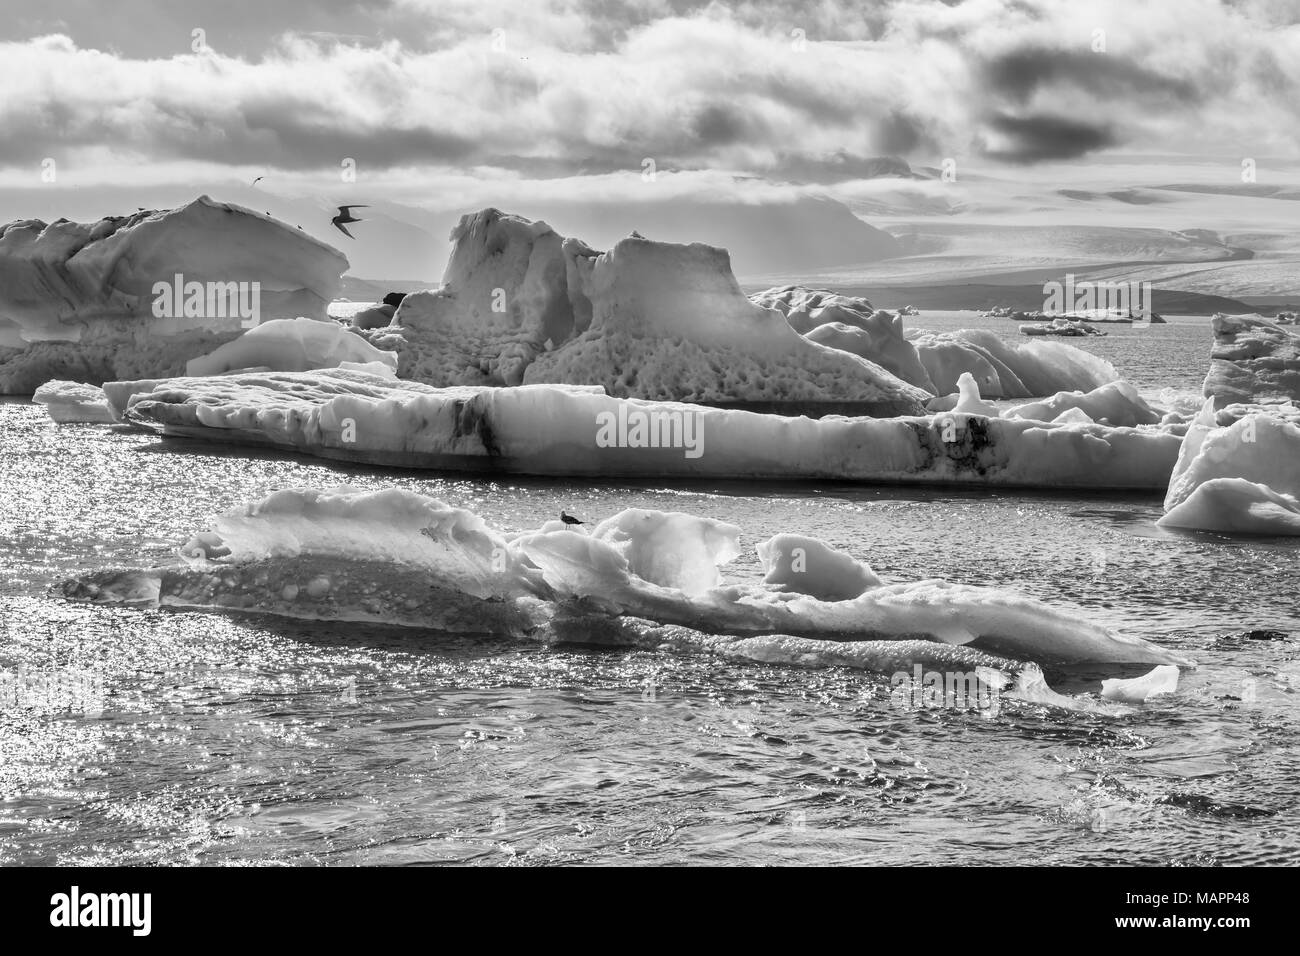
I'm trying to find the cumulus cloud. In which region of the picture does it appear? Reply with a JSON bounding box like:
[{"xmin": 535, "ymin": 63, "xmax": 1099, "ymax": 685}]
[{"xmin": 0, "ymin": 0, "xmax": 1296, "ymax": 191}]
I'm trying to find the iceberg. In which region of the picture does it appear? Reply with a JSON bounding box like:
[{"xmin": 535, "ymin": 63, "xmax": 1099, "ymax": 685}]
[
  {"xmin": 1003, "ymin": 380, "xmax": 1161, "ymax": 428},
  {"xmin": 0, "ymin": 196, "xmax": 349, "ymax": 394},
  {"xmin": 100, "ymin": 366, "xmax": 1184, "ymax": 489},
  {"xmin": 1159, "ymin": 399, "xmax": 1300, "ymax": 535},
  {"xmin": 185, "ymin": 317, "xmax": 399, "ymax": 377},
  {"xmin": 753, "ymin": 284, "xmax": 1119, "ymax": 400},
  {"xmin": 907, "ymin": 328, "xmax": 1118, "ymax": 398},
  {"xmin": 371, "ymin": 209, "xmax": 927, "ymax": 415},
  {"xmin": 64, "ymin": 488, "xmax": 1191, "ymax": 670},
  {"xmin": 757, "ymin": 533, "xmax": 882, "ymax": 601},
  {"xmin": 1202, "ymin": 313, "xmax": 1300, "ymax": 409},
  {"xmin": 1101, "ymin": 664, "xmax": 1180, "ymax": 703},
  {"xmin": 31, "ymin": 380, "xmax": 116, "ymax": 424}
]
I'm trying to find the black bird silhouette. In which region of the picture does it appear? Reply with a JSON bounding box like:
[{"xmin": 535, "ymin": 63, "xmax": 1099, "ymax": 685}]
[
  {"xmin": 560, "ymin": 511, "xmax": 584, "ymax": 526},
  {"xmin": 331, "ymin": 205, "xmax": 368, "ymax": 239},
  {"xmin": 252, "ymin": 175, "xmax": 265, "ymax": 185}
]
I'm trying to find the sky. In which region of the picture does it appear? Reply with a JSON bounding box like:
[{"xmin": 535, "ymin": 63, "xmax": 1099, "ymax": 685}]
[{"xmin": 1, "ymin": 0, "xmax": 1299, "ymax": 279}]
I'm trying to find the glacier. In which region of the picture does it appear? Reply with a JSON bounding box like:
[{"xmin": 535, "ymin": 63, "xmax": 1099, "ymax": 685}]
[{"xmin": 0, "ymin": 196, "xmax": 349, "ymax": 394}]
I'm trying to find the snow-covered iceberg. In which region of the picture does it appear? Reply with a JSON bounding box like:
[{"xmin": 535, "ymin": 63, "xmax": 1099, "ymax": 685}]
[
  {"xmin": 64, "ymin": 488, "xmax": 1191, "ymax": 671},
  {"xmin": 100, "ymin": 366, "xmax": 1183, "ymax": 489},
  {"xmin": 1202, "ymin": 313, "xmax": 1300, "ymax": 409},
  {"xmin": 31, "ymin": 380, "xmax": 116, "ymax": 423},
  {"xmin": 368, "ymin": 209, "xmax": 927, "ymax": 415},
  {"xmin": 1158, "ymin": 399, "xmax": 1300, "ymax": 535},
  {"xmin": 753, "ymin": 285, "xmax": 1119, "ymax": 400},
  {"xmin": 0, "ymin": 196, "xmax": 349, "ymax": 393},
  {"xmin": 186, "ymin": 317, "xmax": 399, "ymax": 377},
  {"xmin": 908, "ymin": 328, "xmax": 1117, "ymax": 398},
  {"xmin": 1003, "ymin": 380, "xmax": 1161, "ymax": 428}
]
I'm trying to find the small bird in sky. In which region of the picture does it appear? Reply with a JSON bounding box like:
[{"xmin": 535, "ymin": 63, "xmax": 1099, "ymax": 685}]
[
  {"xmin": 252, "ymin": 175, "xmax": 265, "ymax": 185},
  {"xmin": 560, "ymin": 510, "xmax": 584, "ymax": 526},
  {"xmin": 331, "ymin": 205, "xmax": 368, "ymax": 239}
]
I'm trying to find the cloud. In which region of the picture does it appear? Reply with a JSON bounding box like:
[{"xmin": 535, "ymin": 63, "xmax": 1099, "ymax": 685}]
[
  {"xmin": 0, "ymin": 0, "xmax": 1296, "ymax": 191},
  {"xmin": 983, "ymin": 112, "xmax": 1117, "ymax": 162}
]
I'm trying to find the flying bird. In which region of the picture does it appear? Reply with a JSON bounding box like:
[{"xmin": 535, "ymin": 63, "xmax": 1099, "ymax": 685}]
[
  {"xmin": 331, "ymin": 205, "xmax": 369, "ymax": 239},
  {"xmin": 252, "ymin": 175, "xmax": 265, "ymax": 186},
  {"xmin": 560, "ymin": 511, "xmax": 585, "ymax": 526}
]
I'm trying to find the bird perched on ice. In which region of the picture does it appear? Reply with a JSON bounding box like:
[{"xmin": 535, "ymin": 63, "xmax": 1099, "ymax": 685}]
[
  {"xmin": 331, "ymin": 205, "xmax": 368, "ymax": 239},
  {"xmin": 560, "ymin": 511, "xmax": 585, "ymax": 526}
]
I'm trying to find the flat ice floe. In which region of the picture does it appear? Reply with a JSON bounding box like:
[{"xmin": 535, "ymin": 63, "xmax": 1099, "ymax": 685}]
[
  {"xmin": 31, "ymin": 380, "xmax": 116, "ymax": 423},
  {"xmin": 100, "ymin": 366, "xmax": 1183, "ymax": 489},
  {"xmin": 63, "ymin": 489, "xmax": 1192, "ymax": 699}
]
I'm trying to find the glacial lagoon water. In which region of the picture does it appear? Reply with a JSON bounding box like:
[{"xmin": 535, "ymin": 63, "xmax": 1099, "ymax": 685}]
[{"xmin": 1, "ymin": 313, "xmax": 1298, "ymax": 865}]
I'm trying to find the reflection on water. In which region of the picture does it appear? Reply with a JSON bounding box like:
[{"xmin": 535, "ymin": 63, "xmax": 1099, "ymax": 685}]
[{"xmin": 2, "ymin": 354, "xmax": 1298, "ymax": 865}]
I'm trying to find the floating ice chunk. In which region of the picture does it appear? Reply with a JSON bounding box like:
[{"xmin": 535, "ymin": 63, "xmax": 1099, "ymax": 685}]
[
  {"xmin": 518, "ymin": 512, "xmax": 1189, "ymax": 665},
  {"xmin": 102, "ymin": 368, "xmax": 1185, "ymax": 490},
  {"xmin": 908, "ymin": 328, "xmax": 1117, "ymax": 398},
  {"xmin": 951, "ymin": 372, "xmax": 1000, "ymax": 416},
  {"xmin": 387, "ymin": 209, "xmax": 571, "ymax": 388},
  {"xmin": 590, "ymin": 509, "xmax": 741, "ymax": 596},
  {"xmin": 336, "ymin": 360, "xmax": 397, "ymax": 378},
  {"xmin": 186, "ymin": 317, "xmax": 399, "ymax": 377},
  {"xmin": 0, "ymin": 196, "xmax": 348, "ymax": 393},
  {"xmin": 1161, "ymin": 479, "xmax": 1300, "ymax": 535},
  {"xmin": 31, "ymin": 380, "xmax": 116, "ymax": 423},
  {"xmin": 1053, "ymin": 407, "xmax": 1094, "ymax": 425},
  {"xmin": 66, "ymin": 493, "xmax": 1192, "ymax": 668},
  {"xmin": 1159, "ymin": 400, "xmax": 1300, "ymax": 534},
  {"xmin": 760, "ymin": 285, "xmax": 1114, "ymax": 400},
  {"xmin": 757, "ymin": 534, "xmax": 881, "ymax": 600},
  {"xmin": 179, "ymin": 487, "xmax": 542, "ymax": 600},
  {"xmin": 1101, "ymin": 664, "xmax": 1180, "ymax": 703},
  {"xmin": 522, "ymin": 233, "xmax": 927, "ymax": 413},
  {"xmin": 1005, "ymin": 380, "xmax": 1160, "ymax": 427},
  {"xmin": 803, "ymin": 317, "xmax": 937, "ymax": 391},
  {"xmin": 1202, "ymin": 313, "xmax": 1300, "ymax": 408},
  {"xmin": 926, "ymin": 392, "xmax": 959, "ymax": 413},
  {"xmin": 380, "ymin": 212, "xmax": 926, "ymax": 413}
]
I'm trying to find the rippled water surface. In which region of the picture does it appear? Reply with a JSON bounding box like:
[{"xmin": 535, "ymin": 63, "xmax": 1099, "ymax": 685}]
[{"xmin": 1, "ymin": 315, "xmax": 1298, "ymax": 865}]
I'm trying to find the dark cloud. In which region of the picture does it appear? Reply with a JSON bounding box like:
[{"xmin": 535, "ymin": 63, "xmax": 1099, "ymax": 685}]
[
  {"xmin": 874, "ymin": 110, "xmax": 929, "ymax": 156},
  {"xmin": 982, "ymin": 112, "xmax": 1116, "ymax": 162},
  {"xmin": 0, "ymin": 95, "xmax": 477, "ymax": 169},
  {"xmin": 983, "ymin": 47, "xmax": 1200, "ymax": 105},
  {"xmin": 776, "ymin": 151, "xmax": 917, "ymax": 184},
  {"xmin": 688, "ymin": 102, "xmax": 754, "ymax": 147}
]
